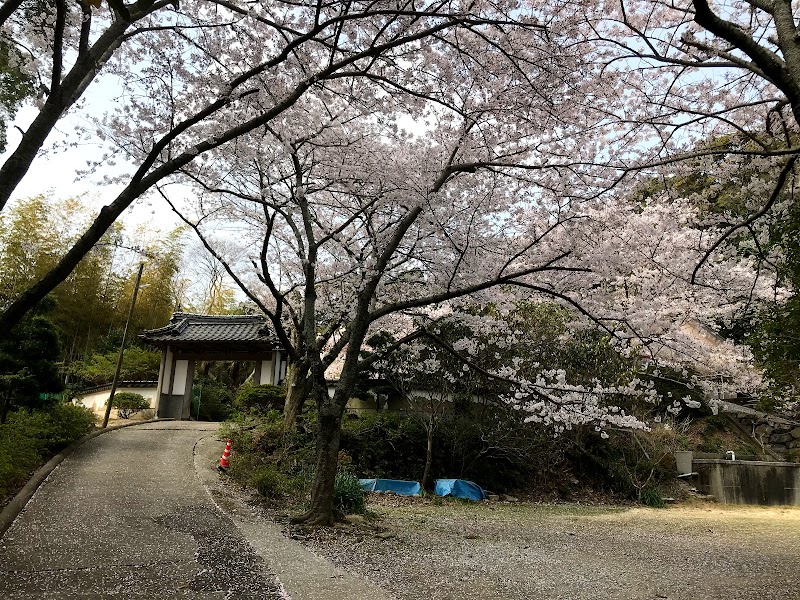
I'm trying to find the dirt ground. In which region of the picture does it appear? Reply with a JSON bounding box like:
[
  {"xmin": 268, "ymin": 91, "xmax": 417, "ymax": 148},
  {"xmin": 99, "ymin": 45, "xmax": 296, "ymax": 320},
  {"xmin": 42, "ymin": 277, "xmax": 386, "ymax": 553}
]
[{"xmin": 296, "ymin": 498, "xmax": 800, "ymax": 600}]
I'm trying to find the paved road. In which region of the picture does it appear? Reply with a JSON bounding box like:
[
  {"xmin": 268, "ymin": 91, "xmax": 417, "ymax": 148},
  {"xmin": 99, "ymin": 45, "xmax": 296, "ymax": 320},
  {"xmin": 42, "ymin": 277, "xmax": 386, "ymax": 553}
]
[{"xmin": 0, "ymin": 422, "xmax": 283, "ymax": 599}]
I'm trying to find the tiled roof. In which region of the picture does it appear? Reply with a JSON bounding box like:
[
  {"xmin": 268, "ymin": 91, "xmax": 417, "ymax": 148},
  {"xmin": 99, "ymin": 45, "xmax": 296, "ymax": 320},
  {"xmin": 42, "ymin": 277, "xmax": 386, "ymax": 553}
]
[{"xmin": 140, "ymin": 312, "xmax": 280, "ymax": 347}]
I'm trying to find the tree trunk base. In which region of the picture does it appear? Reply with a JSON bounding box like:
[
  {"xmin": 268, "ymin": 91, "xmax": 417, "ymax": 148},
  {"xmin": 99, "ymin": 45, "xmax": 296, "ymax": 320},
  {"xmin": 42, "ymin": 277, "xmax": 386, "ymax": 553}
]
[{"xmin": 290, "ymin": 510, "xmax": 335, "ymax": 527}]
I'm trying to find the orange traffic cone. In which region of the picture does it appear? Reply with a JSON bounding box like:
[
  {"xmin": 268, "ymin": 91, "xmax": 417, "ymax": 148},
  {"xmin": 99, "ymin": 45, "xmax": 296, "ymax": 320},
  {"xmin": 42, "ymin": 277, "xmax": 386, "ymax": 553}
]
[{"xmin": 218, "ymin": 439, "xmax": 232, "ymax": 470}]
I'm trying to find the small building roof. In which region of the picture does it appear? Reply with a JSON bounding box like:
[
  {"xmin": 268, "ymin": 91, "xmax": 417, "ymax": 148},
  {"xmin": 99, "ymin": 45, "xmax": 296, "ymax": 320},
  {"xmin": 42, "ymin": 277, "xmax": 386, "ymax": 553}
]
[{"xmin": 140, "ymin": 312, "xmax": 282, "ymax": 355}]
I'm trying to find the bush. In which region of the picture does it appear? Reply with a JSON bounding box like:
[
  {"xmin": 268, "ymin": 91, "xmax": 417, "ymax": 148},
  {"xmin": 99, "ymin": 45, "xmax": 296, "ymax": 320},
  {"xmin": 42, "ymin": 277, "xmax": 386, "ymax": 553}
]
[
  {"xmin": 224, "ymin": 416, "xmax": 309, "ymax": 504},
  {"xmin": 572, "ymin": 423, "xmax": 684, "ymax": 503},
  {"xmin": 333, "ymin": 471, "xmax": 366, "ymax": 514},
  {"xmin": 0, "ymin": 404, "xmax": 96, "ymax": 503},
  {"xmin": 224, "ymin": 403, "xmax": 686, "ymax": 509},
  {"xmin": 191, "ymin": 379, "xmax": 235, "ymax": 421},
  {"xmin": 236, "ymin": 384, "xmax": 286, "ymax": 412},
  {"xmin": 340, "ymin": 412, "xmax": 427, "ymax": 480},
  {"xmin": 641, "ymin": 487, "xmax": 666, "ymax": 508},
  {"xmin": 222, "ymin": 407, "xmax": 567, "ymax": 504},
  {"xmin": 8, "ymin": 403, "xmax": 96, "ymax": 452},
  {"xmin": 338, "ymin": 406, "xmax": 567, "ymax": 493},
  {"xmin": 42, "ymin": 402, "xmax": 97, "ymax": 449},
  {"xmin": 111, "ymin": 392, "xmax": 150, "ymax": 419},
  {"xmin": 249, "ymin": 465, "xmax": 295, "ymax": 499}
]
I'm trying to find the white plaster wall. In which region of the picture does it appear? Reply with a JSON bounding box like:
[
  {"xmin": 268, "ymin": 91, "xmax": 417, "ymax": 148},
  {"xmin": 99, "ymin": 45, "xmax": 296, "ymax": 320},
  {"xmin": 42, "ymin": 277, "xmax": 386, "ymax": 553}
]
[
  {"xmin": 172, "ymin": 360, "xmax": 189, "ymax": 395},
  {"xmin": 161, "ymin": 347, "xmax": 174, "ymax": 393},
  {"xmin": 74, "ymin": 386, "xmax": 159, "ymax": 416},
  {"xmin": 260, "ymin": 356, "xmax": 275, "ymax": 385},
  {"xmin": 278, "ymin": 353, "xmax": 287, "ymax": 383}
]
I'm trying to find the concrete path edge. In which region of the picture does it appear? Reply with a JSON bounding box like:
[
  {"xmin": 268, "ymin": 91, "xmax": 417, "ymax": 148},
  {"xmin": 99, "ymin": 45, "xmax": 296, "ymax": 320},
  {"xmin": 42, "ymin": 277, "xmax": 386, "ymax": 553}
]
[
  {"xmin": 193, "ymin": 435, "xmax": 397, "ymax": 600},
  {"xmin": 0, "ymin": 417, "xmax": 175, "ymax": 539}
]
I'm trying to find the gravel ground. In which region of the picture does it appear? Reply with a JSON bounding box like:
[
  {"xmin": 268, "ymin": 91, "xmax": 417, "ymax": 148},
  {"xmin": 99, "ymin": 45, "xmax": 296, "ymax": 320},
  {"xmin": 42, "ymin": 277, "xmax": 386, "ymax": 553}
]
[{"xmin": 296, "ymin": 496, "xmax": 800, "ymax": 600}]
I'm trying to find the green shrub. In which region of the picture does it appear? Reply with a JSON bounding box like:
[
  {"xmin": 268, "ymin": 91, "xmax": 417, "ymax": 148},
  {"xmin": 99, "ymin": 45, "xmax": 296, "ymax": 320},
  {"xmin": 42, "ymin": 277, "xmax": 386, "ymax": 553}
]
[
  {"xmin": 641, "ymin": 487, "xmax": 666, "ymax": 508},
  {"xmin": 8, "ymin": 403, "xmax": 96, "ymax": 452},
  {"xmin": 333, "ymin": 471, "xmax": 366, "ymax": 514},
  {"xmin": 191, "ymin": 379, "xmax": 235, "ymax": 421},
  {"xmin": 41, "ymin": 403, "xmax": 96, "ymax": 449},
  {"xmin": 572, "ymin": 423, "xmax": 682, "ymax": 503},
  {"xmin": 249, "ymin": 465, "xmax": 294, "ymax": 499},
  {"xmin": 340, "ymin": 412, "xmax": 427, "ymax": 481},
  {"xmin": 236, "ymin": 384, "xmax": 286, "ymax": 412},
  {"xmin": 0, "ymin": 404, "xmax": 96, "ymax": 503},
  {"xmin": 0, "ymin": 422, "xmax": 43, "ymax": 501},
  {"xmin": 111, "ymin": 392, "xmax": 150, "ymax": 419}
]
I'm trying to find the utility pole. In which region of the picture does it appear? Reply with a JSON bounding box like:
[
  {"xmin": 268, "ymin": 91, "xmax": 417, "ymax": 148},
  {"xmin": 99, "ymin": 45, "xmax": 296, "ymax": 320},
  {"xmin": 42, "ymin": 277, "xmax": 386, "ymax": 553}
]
[{"xmin": 102, "ymin": 262, "xmax": 145, "ymax": 428}]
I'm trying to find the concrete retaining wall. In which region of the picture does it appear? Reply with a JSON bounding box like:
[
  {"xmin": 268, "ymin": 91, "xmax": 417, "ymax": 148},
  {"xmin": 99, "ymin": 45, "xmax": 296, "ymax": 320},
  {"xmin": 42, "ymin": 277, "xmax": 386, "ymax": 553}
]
[{"xmin": 694, "ymin": 458, "xmax": 800, "ymax": 505}]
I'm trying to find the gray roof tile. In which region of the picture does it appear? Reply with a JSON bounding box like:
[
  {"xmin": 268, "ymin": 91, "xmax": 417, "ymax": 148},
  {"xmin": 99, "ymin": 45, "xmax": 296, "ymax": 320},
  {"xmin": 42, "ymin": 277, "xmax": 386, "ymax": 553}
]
[{"xmin": 140, "ymin": 312, "xmax": 280, "ymax": 347}]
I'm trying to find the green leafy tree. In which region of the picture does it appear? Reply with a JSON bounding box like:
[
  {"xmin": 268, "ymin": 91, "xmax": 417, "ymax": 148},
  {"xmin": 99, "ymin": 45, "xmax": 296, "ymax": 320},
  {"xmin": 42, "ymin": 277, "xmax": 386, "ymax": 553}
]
[
  {"xmin": 0, "ymin": 196, "xmax": 60, "ymax": 307},
  {"xmin": 0, "ymin": 196, "xmax": 187, "ymax": 378},
  {"xmin": 70, "ymin": 345, "xmax": 161, "ymax": 385},
  {"xmin": 0, "ymin": 310, "xmax": 63, "ymax": 423},
  {"xmin": 132, "ymin": 229, "xmax": 186, "ymax": 330}
]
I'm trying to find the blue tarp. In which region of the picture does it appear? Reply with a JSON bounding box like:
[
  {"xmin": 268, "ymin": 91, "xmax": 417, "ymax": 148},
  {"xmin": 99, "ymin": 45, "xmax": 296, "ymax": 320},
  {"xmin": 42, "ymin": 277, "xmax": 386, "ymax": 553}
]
[
  {"xmin": 358, "ymin": 478, "xmax": 422, "ymax": 496},
  {"xmin": 434, "ymin": 479, "xmax": 486, "ymax": 501}
]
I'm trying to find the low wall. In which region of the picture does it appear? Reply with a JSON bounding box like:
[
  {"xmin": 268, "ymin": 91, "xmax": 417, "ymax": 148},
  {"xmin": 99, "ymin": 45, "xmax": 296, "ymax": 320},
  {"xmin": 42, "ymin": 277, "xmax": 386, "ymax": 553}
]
[
  {"xmin": 74, "ymin": 383, "xmax": 158, "ymax": 419},
  {"xmin": 694, "ymin": 458, "xmax": 800, "ymax": 505}
]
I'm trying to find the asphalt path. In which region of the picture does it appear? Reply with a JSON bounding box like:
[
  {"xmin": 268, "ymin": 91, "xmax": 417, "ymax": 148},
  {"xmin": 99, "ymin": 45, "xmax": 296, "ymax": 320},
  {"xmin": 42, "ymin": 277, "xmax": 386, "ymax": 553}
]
[{"xmin": 0, "ymin": 421, "xmax": 284, "ymax": 600}]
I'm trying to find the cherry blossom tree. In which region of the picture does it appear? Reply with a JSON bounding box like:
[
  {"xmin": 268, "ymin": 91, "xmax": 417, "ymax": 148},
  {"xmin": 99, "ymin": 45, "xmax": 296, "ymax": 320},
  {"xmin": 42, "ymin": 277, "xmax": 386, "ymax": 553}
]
[
  {"xmin": 0, "ymin": 0, "xmax": 177, "ymax": 208},
  {"xmin": 159, "ymin": 47, "xmax": 627, "ymax": 521},
  {"xmin": 162, "ymin": 68, "xmax": 774, "ymax": 523},
  {"xmin": 0, "ymin": 0, "xmax": 566, "ymax": 335},
  {"xmin": 2, "ymin": 0, "xmax": 796, "ymax": 524},
  {"xmin": 578, "ymin": 0, "xmax": 800, "ymax": 245},
  {"xmin": 3, "ymin": 0, "xmax": 800, "ymax": 343}
]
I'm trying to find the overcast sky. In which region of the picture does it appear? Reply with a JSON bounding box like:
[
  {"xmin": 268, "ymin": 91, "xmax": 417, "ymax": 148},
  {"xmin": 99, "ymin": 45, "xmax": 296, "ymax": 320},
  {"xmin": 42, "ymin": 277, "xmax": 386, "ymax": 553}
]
[{"xmin": 0, "ymin": 74, "xmax": 182, "ymax": 234}]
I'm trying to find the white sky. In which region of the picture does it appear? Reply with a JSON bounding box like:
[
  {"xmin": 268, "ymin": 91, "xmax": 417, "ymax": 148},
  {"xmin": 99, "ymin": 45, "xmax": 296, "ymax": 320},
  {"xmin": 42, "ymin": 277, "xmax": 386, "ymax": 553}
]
[{"xmin": 0, "ymin": 74, "xmax": 182, "ymax": 233}]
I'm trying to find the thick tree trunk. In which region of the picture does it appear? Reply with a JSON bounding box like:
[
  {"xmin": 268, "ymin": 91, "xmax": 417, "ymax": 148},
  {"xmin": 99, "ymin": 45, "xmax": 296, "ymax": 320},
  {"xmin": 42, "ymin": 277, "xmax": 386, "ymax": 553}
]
[
  {"xmin": 422, "ymin": 423, "xmax": 434, "ymax": 490},
  {"xmin": 292, "ymin": 398, "xmax": 343, "ymax": 526},
  {"xmin": 282, "ymin": 361, "xmax": 309, "ymax": 432}
]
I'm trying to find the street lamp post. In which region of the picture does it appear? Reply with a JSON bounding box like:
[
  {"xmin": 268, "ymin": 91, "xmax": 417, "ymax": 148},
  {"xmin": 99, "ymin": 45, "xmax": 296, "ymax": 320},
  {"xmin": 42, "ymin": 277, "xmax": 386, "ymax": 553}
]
[{"xmin": 102, "ymin": 262, "xmax": 146, "ymax": 428}]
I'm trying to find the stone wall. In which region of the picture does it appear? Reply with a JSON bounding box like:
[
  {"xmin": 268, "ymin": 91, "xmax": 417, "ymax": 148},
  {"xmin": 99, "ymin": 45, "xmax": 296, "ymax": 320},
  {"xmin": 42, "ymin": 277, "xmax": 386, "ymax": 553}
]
[
  {"xmin": 719, "ymin": 401, "xmax": 800, "ymax": 459},
  {"xmin": 736, "ymin": 416, "xmax": 800, "ymax": 458}
]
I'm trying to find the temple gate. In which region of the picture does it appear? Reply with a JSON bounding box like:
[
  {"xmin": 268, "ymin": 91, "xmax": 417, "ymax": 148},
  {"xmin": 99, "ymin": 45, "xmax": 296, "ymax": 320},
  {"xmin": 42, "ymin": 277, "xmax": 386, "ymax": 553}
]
[{"xmin": 140, "ymin": 312, "xmax": 286, "ymax": 420}]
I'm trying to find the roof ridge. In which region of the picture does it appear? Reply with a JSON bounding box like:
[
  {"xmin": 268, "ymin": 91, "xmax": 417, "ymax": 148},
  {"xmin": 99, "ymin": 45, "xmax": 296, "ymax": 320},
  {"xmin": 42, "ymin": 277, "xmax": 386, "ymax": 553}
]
[{"xmin": 172, "ymin": 312, "xmax": 266, "ymax": 322}]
